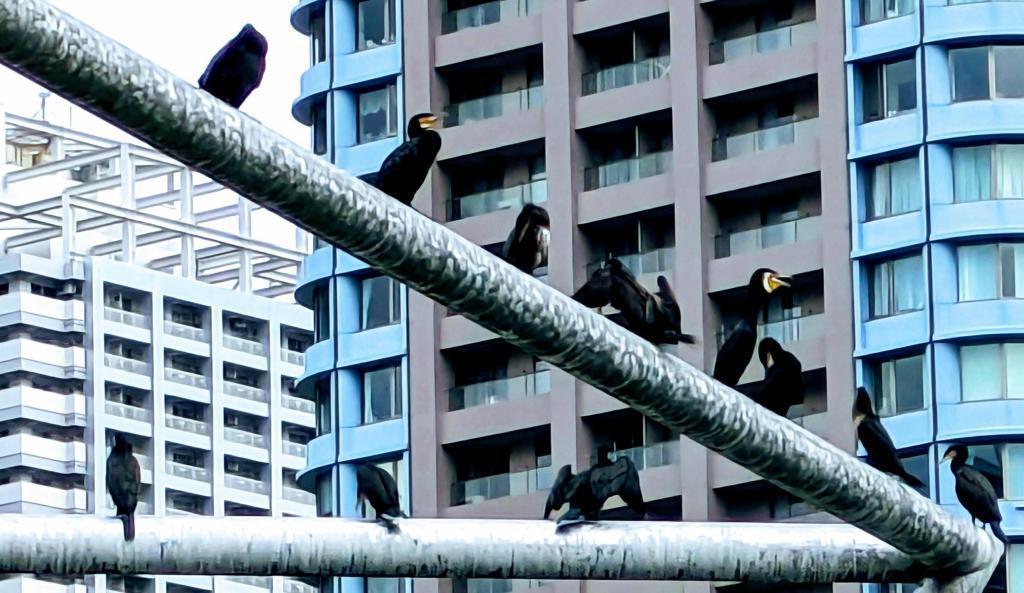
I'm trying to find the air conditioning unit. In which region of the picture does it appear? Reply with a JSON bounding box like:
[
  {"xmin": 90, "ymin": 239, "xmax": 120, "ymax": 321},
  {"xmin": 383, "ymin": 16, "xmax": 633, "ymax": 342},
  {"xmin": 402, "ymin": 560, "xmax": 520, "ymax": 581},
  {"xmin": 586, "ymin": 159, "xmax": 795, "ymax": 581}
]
[{"xmin": 57, "ymin": 281, "xmax": 79, "ymax": 297}]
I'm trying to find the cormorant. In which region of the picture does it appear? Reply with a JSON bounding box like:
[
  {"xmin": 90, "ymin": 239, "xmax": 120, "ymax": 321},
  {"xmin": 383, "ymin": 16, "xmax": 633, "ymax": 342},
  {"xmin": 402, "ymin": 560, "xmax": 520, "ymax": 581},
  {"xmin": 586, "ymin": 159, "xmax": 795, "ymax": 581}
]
[
  {"xmin": 752, "ymin": 337, "xmax": 803, "ymax": 417},
  {"xmin": 572, "ymin": 258, "xmax": 696, "ymax": 345},
  {"xmin": 502, "ymin": 204, "xmax": 550, "ymax": 274},
  {"xmin": 543, "ymin": 454, "xmax": 645, "ymax": 530},
  {"xmin": 942, "ymin": 445, "xmax": 1007, "ymax": 543},
  {"xmin": 359, "ymin": 113, "xmax": 442, "ymax": 206},
  {"xmin": 713, "ymin": 268, "xmax": 791, "ymax": 387},
  {"xmin": 198, "ymin": 24, "xmax": 268, "ymax": 109},
  {"xmin": 106, "ymin": 433, "xmax": 141, "ymax": 542},
  {"xmin": 853, "ymin": 387, "xmax": 924, "ymax": 489},
  {"xmin": 356, "ymin": 463, "xmax": 406, "ymax": 530}
]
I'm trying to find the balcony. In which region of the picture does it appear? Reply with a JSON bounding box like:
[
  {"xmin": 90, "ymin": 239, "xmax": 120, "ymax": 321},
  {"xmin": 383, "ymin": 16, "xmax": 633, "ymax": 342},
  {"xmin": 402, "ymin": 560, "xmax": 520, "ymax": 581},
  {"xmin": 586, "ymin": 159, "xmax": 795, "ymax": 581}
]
[
  {"xmin": 281, "ymin": 349, "xmax": 305, "ymax": 366},
  {"xmin": 709, "ymin": 21, "xmax": 817, "ymax": 65},
  {"xmin": 223, "ymin": 381, "xmax": 269, "ymax": 403},
  {"xmin": 449, "ymin": 369, "xmax": 550, "ymax": 411},
  {"xmin": 282, "ymin": 485, "xmax": 315, "ymax": 505},
  {"xmin": 224, "ymin": 474, "xmax": 269, "ymax": 495},
  {"xmin": 607, "ymin": 441, "xmax": 679, "ymax": 471},
  {"xmin": 445, "ymin": 87, "xmax": 543, "ymax": 127},
  {"xmin": 451, "ymin": 465, "xmax": 554, "ymax": 506},
  {"xmin": 105, "ymin": 353, "xmax": 150, "ymax": 375},
  {"xmin": 164, "ymin": 367, "xmax": 209, "ymax": 389},
  {"xmin": 448, "ymin": 180, "xmax": 548, "ymax": 221},
  {"xmin": 166, "ymin": 460, "xmax": 210, "ymax": 482},
  {"xmin": 284, "ymin": 581, "xmax": 318, "ymax": 593},
  {"xmin": 165, "ymin": 415, "xmax": 210, "ymax": 435},
  {"xmin": 715, "ymin": 216, "xmax": 823, "ymax": 258},
  {"xmin": 281, "ymin": 394, "xmax": 315, "ymax": 414},
  {"xmin": 583, "ymin": 151, "xmax": 670, "ymax": 191},
  {"xmin": 282, "ymin": 441, "xmax": 308, "ymax": 457},
  {"xmin": 104, "ymin": 307, "xmax": 150, "ymax": 329},
  {"xmin": 582, "ymin": 55, "xmax": 670, "ymax": 96},
  {"xmin": 712, "ymin": 118, "xmax": 818, "ymax": 161},
  {"xmin": 718, "ymin": 312, "xmax": 825, "ymax": 347},
  {"xmin": 585, "ymin": 247, "xmax": 674, "ymax": 279},
  {"xmin": 105, "ymin": 401, "xmax": 151, "ymax": 423},
  {"xmin": 226, "ymin": 577, "xmax": 272, "ymax": 590},
  {"xmin": 442, "ymin": 0, "xmax": 541, "ymax": 34},
  {"xmin": 164, "ymin": 320, "xmax": 209, "ymax": 343},
  {"xmin": 224, "ymin": 427, "xmax": 267, "ymax": 449},
  {"xmin": 223, "ymin": 335, "xmax": 266, "ymax": 357}
]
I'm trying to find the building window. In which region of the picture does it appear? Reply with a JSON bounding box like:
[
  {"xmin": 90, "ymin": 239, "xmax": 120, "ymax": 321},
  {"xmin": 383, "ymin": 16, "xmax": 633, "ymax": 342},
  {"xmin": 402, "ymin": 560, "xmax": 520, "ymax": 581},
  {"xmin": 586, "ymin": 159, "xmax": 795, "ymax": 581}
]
[
  {"xmin": 953, "ymin": 143, "xmax": 1024, "ymax": 202},
  {"xmin": 359, "ymin": 457, "xmax": 406, "ymax": 518},
  {"xmin": 951, "ymin": 45, "xmax": 1024, "ymax": 103},
  {"xmin": 358, "ymin": 84, "xmax": 399, "ymax": 144},
  {"xmin": 315, "ymin": 377, "xmax": 332, "ymax": 435},
  {"xmin": 315, "ymin": 471, "xmax": 333, "ymax": 517},
  {"xmin": 312, "ymin": 286, "xmax": 330, "ymax": 343},
  {"xmin": 862, "ymin": 58, "xmax": 917, "ymax": 122},
  {"xmin": 859, "ymin": 0, "xmax": 915, "ymax": 26},
  {"xmin": 312, "ymin": 100, "xmax": 328, "ymax": 156},
  {"xmin": 901, "ymin": 452, "xmax": 930, "ymax": 496},
  {"xmin": 357, "ymin": 0, "xmax": 395, "ymax": 51},
  {"xmin": 363, "ymin": 365, "xmax": 402, "ymax": 424},
  {"xmin": 310, "ymin": 6, "xmax": 328, "ymax": 64},
  {"xmin": 958, "ymin": 243, "xmax": 1024, "ymax": 301},
  {"xmin": 869, "ymin": 352, "xmax": 925, "ymax": 417},
  {"xmin": 869, "ymin": 254, "xmax": 924, "ymax": 319},
  {"xmin": 361, "ymin": 276, "xmax": 401, "ymax": 330},
  {"xmin": 960, "ymin": 343, "xmax": 1024, "ymax": 401},
  {"xmin": 865, "ymin": 155, "xmax": 921, "ymax": 220},
  {"xmin": 366, "ymin": 580, "xmax": 406, "ymax": 593}
]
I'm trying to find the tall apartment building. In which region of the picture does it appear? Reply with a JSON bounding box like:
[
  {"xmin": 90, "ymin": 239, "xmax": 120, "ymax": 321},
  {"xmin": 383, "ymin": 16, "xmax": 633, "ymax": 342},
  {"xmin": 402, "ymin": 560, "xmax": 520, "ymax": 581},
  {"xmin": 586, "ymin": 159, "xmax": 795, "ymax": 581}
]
[
  {"xmin": 292, "ymin": 1, "xmax": 856, "ymax": 593},
  {"xmin": 1, "ymin": 112, "xmax": 317, "ymax": 593}
]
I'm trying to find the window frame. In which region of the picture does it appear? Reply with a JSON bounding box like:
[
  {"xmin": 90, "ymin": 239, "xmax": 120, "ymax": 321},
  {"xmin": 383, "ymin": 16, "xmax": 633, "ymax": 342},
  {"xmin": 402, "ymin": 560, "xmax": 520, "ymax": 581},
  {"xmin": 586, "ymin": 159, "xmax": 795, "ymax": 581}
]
[
  {"xmin": 309, "ymin": 5, "xmax": 328, "ymax": 65},
  {"xmin": 357, "ymin": 83, "xmax": 399, "ymax": 145},
  {"xmin": 362, "ymin": 364, "xmax": 403, "ymax": 424},
  {"xmin": 859, "ymin": 0, "xmax": 915, "ymax": 26},
  {"xmin": 862, "ymin": 57, "xmax": 917, "ymax": 123},
  {"xmin": 870, "ymin": 352, "xmax": 926, "ymax": 417},
  {"xmin": 864, "ymin": 154, "xmax": 922, "ymax": 220},
  {"xmin": 959, "ymin": 342, "xmax": 1024, "ymax": 402},
  {"xmin": 950, "ymin": 45, "xmax": 1024, "ymax": 103},
  {"xmin": 953, "ymin": 142, "xmax": 1024, "ymax": 202},
  {"xmin": 360, "ymin": 275, "xmax": 402, "ymax": 331},
  {"xmin": 957, "ymin": 242, "xmax": 1024, "ymax": 302},
  {"xmin": 356, "ymin": 0, "xmax": 397, "ymax": 52},
  {"xmin": 868, "ymin": 253, "xmax": 925, "ymax": 319}
]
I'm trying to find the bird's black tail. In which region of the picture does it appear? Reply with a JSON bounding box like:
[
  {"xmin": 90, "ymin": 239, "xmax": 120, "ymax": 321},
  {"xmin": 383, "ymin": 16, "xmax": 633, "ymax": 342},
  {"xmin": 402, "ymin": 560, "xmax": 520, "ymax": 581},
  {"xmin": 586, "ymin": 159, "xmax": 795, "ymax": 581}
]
[
  {"xmin": 120, "ymin": 513, "xmax": 135, "ymax": 542},
  {"xmin": 899, "ymin": 470, "xmax": 925, "ymax": 489},
  {"xmin": 678, "ymin": 333, "xmax": 697, "ymax": 345},
  {"xmin": 990, "ymin": 521, "xmax": 1008, "ymax": 544}
]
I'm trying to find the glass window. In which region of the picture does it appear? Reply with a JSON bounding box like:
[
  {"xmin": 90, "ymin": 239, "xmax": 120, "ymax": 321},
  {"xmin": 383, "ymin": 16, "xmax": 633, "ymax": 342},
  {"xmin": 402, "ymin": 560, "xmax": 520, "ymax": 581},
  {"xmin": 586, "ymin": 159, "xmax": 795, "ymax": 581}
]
[
  {"xmin": 950, "ymin": 47, "xmax": 990, "ymax": 102},
  {"xmin": 363, "ymin": 365, "xmax": 402, "ymax": 424},
  {"xmin": 859, "ymin": 0, "xmax": 915, "ymax": 25},
  {"xmin": 866, "ymin": 155, "xmax": 921, "ymax": 220},
  {"xmin": 862, "ymin": 58, "xmax": 916, "ymax": 122},
  {"xmin": 366, "ymin": 580, "xmax": 405, "ymax": 593},
  {"xmin": 953, "ymin": 145, "xmax": 993, "ymax": 202},
  {"xmin": 312, "ymin": 286, "xmax": 330, "ymax": 343},
  {"xmin": 870, "ymin": 254, "xmax": 924, "ymax": 318},
  {"xmin": 315, "ymin": 471, "xmax": 333, "ymax": 517},
  {"xmin": 959, "ymin": 343, "xmax": 1024, "ymax": 401},
  {"xmin": 315, "ymin": 377, "xmax": 332, "ymax": 435},
  {"xmin": 312, "ymin": 100, "xmax": 328, "ymax": 156},
  {"xmin": 996, "ymin": 144, "xmax": 1024, "ymax": 199},
  {"xmin": 358, "ymin": 84, "xmax": 399, "ymax": 144},
  {"xmin": 357, "ymin": 0, "xmax": 396, "ymax": 51},
  {"xmin": 958, "ymin": 244, "xmax": 999, "ymax": 301},
  {"xmin": 901, "ymin": 452, "xmax": 930, "ymax": 496},
  {"xmin": 995, "ymin": 46, "xmax": 1024, "ymax": 98},
  {"xmin": 871, "ymin": 353, "xmax": 925, "ymax": 417},
  {"xmin": 361, "ymin": 276, "xmax": 401, "ymax": 330},
  {"xmin": 310, "ymin": 6, "xmax": 327, "ymax": 64}
]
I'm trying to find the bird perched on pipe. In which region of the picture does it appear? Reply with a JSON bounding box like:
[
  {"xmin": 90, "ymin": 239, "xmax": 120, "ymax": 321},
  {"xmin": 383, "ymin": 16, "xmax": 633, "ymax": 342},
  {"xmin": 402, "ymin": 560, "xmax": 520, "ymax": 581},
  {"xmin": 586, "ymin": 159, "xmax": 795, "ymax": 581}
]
[
  {"xmin": 359, "ymin": 114, "xmax": 442, "ymax": 207},
  {"xmin": 853, "ymin": 387, "xmax": 924, "ymax": 489},
  {"xmin": 544, "ymin": 447, "xmax": 645, "ymax": 531},
  {"xmin": 713, "ymin": 268, "xmax": 791, "ymax": 387},
  {"xmin": 572, "ymin": 258, "xmax": 695, "ymax": 345},
  {"xmin": 356, "ymin": 463, "xmax": 406, "ymax": 532},
  {"xmin": 198, "ymin": 24, "xmax": 268, "ymax": 109},
  {"xmin": 106, "ymin": 433, "xmax": 141, "ymax": 542},
  {"xmin": 502, "ymin": 204, "xmax": 550, "ymax": 275},
  {"xmin": 752, "ymin": 337, "xmax": 803, "ymax": 418},
  {"xmin": 942, "ymin": 444, "xmax": 1007, "ymax": 543}
]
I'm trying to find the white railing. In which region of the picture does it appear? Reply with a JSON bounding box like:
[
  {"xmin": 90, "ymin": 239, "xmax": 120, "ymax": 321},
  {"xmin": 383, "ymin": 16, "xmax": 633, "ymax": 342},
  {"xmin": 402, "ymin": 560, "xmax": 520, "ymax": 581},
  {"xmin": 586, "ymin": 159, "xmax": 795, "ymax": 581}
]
[
  {"xmin": 104, "ymin": 353, "xmax": 150, "ymax": 375},
  {"xmin": 606, "ymin": 441, "xmax": 680, "ymax": 471},
  {"xmin": 164, "ymin": 319, "xmax": 208, "ymax": 342},
  {"xmin": 445, "ymin": 86, "xmax": 543, "ymax": 127},
  {"xmin": 104, "ymin": 307, "xmax": 150, "ymax": 329},
  {"xmin": 165, "ymin": 415, "xmax": 210, "ymax": 435},
  {"xmin": 451, "ymin": 465, "xmax": 554, "ymax": 506},
  {"xmin": 223, "ymin": 381, "xmax": 269, "ymax": 403},
  {"xmin": 165, "ymin": 460, "xmax": 210, "ymax": 483},
  {"xmin": 164, "ymin": 367, "xmax": 209, "ymax": 389},
  {"xmin": 282, "ymin": 441, "xmax": 308, "ymax": 457},
  {"xmin": 582, "ymin": 55, "xmax": 670, "ymax": 96},
  {"xmin": 718, "ymin": 313, "xmax": 826, "ymax": 348},
  {"xmin": 712, "ymin": 118, "xmax": 819, "ymax": 161},
  {"xmin": 223, "ymin": 426, "xmax": 266, "ymax": 448},
  {"xmin": 710, "ymin": 21, "xmax": 817, "ymax": 65},
  {"xmin": 281, "ymin": 350, "xmax": 305, "ymax": 366},
  {"xmin": 224, "ymin": 474, "xmax": 269, "ymax": 495},
  {"xmin": 104, "ymin": 400, "xmax": 151, "ymax": 423},
  {"xmin": 442, "ymin": 0, "xmax": 541, "ymax": 33},
  {"xmin": 226, "ymin": 576, "xmax": 272, "ymax": 589},
  {"xmin": 583, "ymin": 151, "xmax": 671, "ymax": 191},
  {"xmin": 449, "ymin": 370, "xmax": 551, "ymax": 411},
  {"xmin": 585, "ymin": 247, "xmax": 674, "ymax": 279},
  {"xmin": 281, "ymin": 394, "xmax": 315, "ymax": 414},
  {"xmin": 223, "ymin": 335, "xmax": 266, "ymax": 357},
  {"xmin": 448, "ymin": 180, "xmax": 547, "ymax": 221},
  {"xmin": 715, "ymin": 216, "xmax": 823, "ymax": 258},
  {"xmin": 282, "ymin": 486, "xmax": 315, "ymax": 506}
]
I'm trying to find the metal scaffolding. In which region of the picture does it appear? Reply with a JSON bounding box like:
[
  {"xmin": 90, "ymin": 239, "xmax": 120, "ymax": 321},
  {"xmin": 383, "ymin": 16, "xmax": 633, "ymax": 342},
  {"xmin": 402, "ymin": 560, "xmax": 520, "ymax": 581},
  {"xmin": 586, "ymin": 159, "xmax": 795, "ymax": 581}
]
[{"xmin": 0, "ymin": 0, "xmax": 1003, "ymax": 590}]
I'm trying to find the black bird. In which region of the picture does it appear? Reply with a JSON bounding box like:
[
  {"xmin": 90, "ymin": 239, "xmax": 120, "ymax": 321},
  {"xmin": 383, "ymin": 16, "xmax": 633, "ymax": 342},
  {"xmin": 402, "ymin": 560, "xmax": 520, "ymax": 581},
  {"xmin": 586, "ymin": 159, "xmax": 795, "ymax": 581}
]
[
  {"xmin": 853, "ymin": 387, "xmax": 924, "ymax": 489},
  {"xmin": 106, "ymin": 433, "xmax": 141, "ymax": 542},
  {"xmin": 752, "ymin": 338, "xmax": 803, "ymax": 417},
  {"xmin": 198, "ymin": 24, "xmax": 268, "ymax": 109},
  {"xmin": 713, "ymin": 268, "xmax": 791, "ymax": 387},
  {"xmin": 572, "ymin": 258, "xmax": 696, "ymax": 345},
  {"xmin": 943, "ymin": 445, "xmax": 1007, "ymax": 543},
  {"xmin": 543, "ymin": 453, "xmax": 645, "ymax": 530},
  {"xmin": 356, "ymin": 463, "xmax": 406, "ymax": 530},
  {"xmin": 502, "ymin": 204, "xmax": 550, "ymax": 274},
  {"xmin": 359, "ymin": 113, "xmax": 442, "ymax": 206}
]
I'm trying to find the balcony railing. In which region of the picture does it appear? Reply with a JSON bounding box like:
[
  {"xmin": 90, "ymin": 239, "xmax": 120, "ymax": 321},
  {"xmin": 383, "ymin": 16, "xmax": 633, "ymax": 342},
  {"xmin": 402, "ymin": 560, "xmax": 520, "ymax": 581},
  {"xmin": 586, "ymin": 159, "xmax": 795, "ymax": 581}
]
[
  {"xmin": 165, "ymin": 414, "xmax": 210, "ymax": 435},
  {"xmin": 448, "ymin": 180, "xmax": 548, "ymax": 221},
  {"xmin": 714, "ymin": 215, "xmax": 823, "ymax": 258},
  {"xmin": 466, "ymin": 580, "xmax": 549, "ymax": 593},
  {"xmin": 104, "ymin": 307, "xmax": 150, "ymax": 329},
  {"xmin": 105, "ymin": 400, "xmax": 151, "ymax": 423},
  {"xmin": 442, "ymin": 0, "xmax": 541, "ymax": 34},
  {"xmin": 581, "ymin": 55, "xmax": 670, "ymax": 96},
  {"xmin": 451, "ymin": 464, "xmax": 554, "ymax": 506},
  {"xmin": 164, "ymin": 367, "xmax": 209, "ymax": 389},
  {"xmin": 444, "ymin": 86, "xmax": 543, "ymax": 127},
  {"xmin": 224, "ymin": 473, "xmax": 269, "ymax": 495},
  {"xmin": 224, "ymin": 426, "xmax": 267, "ymax": 448},
  {"xmin": 282, "ymin": 441, "xmax": 308, "ymax": 457},
  {"xmin": 105, "ymin": 353, "xmax": 150, "ymax": 375},
  {"xmin": 166, "ymin": 460, "xmax": 210, "ymax": 482},
  {"xmin": 281, "ymin": 349, "xmax": 305, "ymax": 366},
  {"xmin": 585, "ymin": 247, "xmax": 674, "ymax": 279},
  {"xmin": 223, "ymin": 381, "xmax": 270, "ymax": 403},
  {"xmin": 223, "ymin": 335, "xmax": 266, "ymax": 357},
  {"xmin": 164, "ymin": 319, "xmax": 209, "ymax": 342},
  {"xmin": 282, "ymin": 485, "xmax": 315, "ymax": 506},
  {"xmin": 607, "ymin": 441, "xmax": 680, "ymax": 471},
  {"xmin": 284, "ymin": 580, "xmax": 319, "ymax": 593},
  {"xmin": 227, "ymin": 576, "xmax": 272, "ymax": 590},
  {"xmin": 712, "ymin": 117, "xmax": 819, "ymax": 162},
  {"xmin": 717, "ymin": 312, "xmax": 825, "ymax": 349},
  {"xmin": 282, "ymin": 393, "xmax": 315, "ymax": 414},
  {"xmin": 709, "ymin": 21, "xmax": 817, "ymax": 65},
  {"xmin": 583, "ymin": 151, "xmax": 671, "ymax": 191},
  {"xmin": 449, "ymin": 370, "xmax": 551, "ymax": 411}
]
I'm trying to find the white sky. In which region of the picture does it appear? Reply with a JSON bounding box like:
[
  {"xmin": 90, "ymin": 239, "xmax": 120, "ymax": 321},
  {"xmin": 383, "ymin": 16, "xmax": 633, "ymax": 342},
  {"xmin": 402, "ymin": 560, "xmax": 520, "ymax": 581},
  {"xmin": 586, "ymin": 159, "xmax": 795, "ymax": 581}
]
[{"xmin": 0, "ymin": 0, "xmax": 310, "ymax": 145}]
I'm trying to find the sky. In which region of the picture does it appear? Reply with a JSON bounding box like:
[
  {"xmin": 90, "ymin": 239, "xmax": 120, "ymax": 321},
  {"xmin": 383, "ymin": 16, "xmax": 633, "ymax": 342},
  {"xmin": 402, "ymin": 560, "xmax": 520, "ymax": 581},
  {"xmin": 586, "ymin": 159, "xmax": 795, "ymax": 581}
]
[{"xmin": 0, "ymin": 0, "xmax": 310, "ymax": 145}]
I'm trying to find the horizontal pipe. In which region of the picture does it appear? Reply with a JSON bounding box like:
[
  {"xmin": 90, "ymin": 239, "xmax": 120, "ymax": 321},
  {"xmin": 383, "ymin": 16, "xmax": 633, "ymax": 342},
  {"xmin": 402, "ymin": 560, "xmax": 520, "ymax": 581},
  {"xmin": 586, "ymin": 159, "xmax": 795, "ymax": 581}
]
[
  {"xmin": 0, "ymin": 0, "xmax": 996, "ymax": 574},
  {"xmin": 0, "ymin": 516, "xmax": 927, "ymax": 582}
]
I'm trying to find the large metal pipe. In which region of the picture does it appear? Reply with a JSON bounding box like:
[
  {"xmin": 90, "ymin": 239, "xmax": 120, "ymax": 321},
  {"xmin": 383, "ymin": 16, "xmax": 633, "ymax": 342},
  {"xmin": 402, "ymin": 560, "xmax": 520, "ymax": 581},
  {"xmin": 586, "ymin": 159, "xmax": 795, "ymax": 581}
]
[
  {"xmin": 0, "ymin": 0, "xmax": 994, "ymax": 574},
  {"xmin": 0, "ymin": 516, "xmax": 928, "ymax": 582}
]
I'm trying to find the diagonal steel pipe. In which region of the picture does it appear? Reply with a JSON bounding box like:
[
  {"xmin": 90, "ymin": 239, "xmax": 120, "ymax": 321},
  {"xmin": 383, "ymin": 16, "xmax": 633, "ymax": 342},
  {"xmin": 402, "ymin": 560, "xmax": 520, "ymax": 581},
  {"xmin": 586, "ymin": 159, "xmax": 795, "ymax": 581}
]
[
  {"xmin": 0, "ymin": 516, "xmax": 929, "ymax": 582},
  {"xmin": 0, "ymin": 0, "xmax": 996, "ymax": 574}
]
